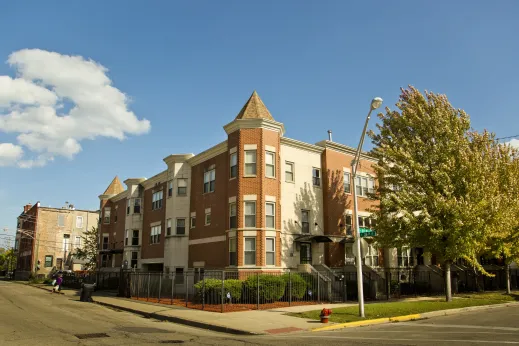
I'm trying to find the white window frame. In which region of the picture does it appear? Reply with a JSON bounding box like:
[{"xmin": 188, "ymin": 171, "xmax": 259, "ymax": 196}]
[
  {"xmin": 365, "ymin": 243, "xmax": 379, "ymax": 267},
  {"xmin": 76, "ymin": 216, "xmax": 83, "ymax": 228},
  {"xmin": 356, "ymin": 175, "xmax": 375, "ymax": 197},
  {"xmin": 266, "ymin": 237, "xmax": 275, "ymax": 266},
  {"xmin": 74, "ymin": 236, "xmax": 81, "ymax": 248},
  {"xmin": 344, "ymin": 172, "xmax": 351, "ymax": 194},
  {"xmin": 244, "ymin": 201, "xmax": 256, "ymax": 228},
  {"xmin": 205, "ymin": 211, "xmax": 211, "ymax": 226},
  {"xmin": 190, "ymin": 216, "xmax": 196, "ymax": 229},
  {"xmin": 244, "ymin": 150, "xmax": 257, "ymax": 176},
  {"xmin": 244, "ymin": 237, "xmax": 256, "ymax": 266},
  {"xmin": 204, "ymin": 169, "xmax": 215, "ymax": 193},
  {"xmin": 285, "ymin": 161, "xmax": 294, "ymax": 182},
  {"xmin": 103, "ymin": 208, "xmax": 111, "ymax": 224},
  {"xmin": 265, "ymin": 151, "xmax": 275, "ymax": 178},
  {"xmin": 152, "ymin": 190, "xmax": 163, "ymax": 210},
  {"xmin": 166, "ymin": 218, "xmax": 172, "ymax": 236},
  {"xmin": 127, "ymin": 199, "xmax": 131, "ymax": 215},
  {"xmin": 125, "ymin": 230, "xmax": 129, "ymax": 246},
  {"xmin": 265, "ymin": 202, "xmax": 275, "ymax": 229},
  {"xmin": 58, "ymin": 214, "xmax": 65, "ymax": 227},
  {"xmin": 301, "ymin": 210, "xmax": 310, "ymax": 234},
  {"xmin": 177, "ymin": 179, "xmax": 187, "ymax": 196},
  {"xmin": 176, "ymin": 218, "xmax": 186, "ymax": 235},
  {"xmin": 312, "ymin": 168, "xmax": 321, "ymax": 187},
  {"xmin": 150, "ymin": 225, "xmax": 161, "ymax": 244},
  {"xmin": 168, "ymin": 181, "xmax": 173, "ymax": 197},
  {"xmin": 229, "ymin": 203, "xmax": 237, "ymax": 229},
  {"xmin": 230, "ymin": 152, "xmax": 238, "ymax": 179}
]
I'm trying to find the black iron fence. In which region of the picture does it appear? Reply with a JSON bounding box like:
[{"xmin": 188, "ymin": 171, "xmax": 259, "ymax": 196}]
[{"xmin": 61, "ymin": 271, "xmax": 121, "ymax": 290}]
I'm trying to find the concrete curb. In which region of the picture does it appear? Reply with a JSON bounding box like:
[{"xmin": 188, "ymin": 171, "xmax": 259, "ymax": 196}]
[
  {"xmin": 93, "ymin": 300, "xmax": 260, "ymax": 336},
  {"xmin": 311, "ymin": 302, "xmax": 519, "ymax": 332},
  {"xmin": 28, "ymin": 284, "xmax": 65, "ymax": 295}
]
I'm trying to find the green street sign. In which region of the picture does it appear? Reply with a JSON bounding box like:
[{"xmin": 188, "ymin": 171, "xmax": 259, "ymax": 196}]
[{"xmin": 359, "ymin": 227, "xmax": 376, "ymax": 238}]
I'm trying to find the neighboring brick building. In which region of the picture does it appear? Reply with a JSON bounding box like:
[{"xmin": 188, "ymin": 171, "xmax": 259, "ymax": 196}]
[
  {"xmin": 15, "ymin": 202, "xmax": 99, "ymax": 279},
  {"xmin": 97, "ymin": 91, "xmax": 424, "ymax": 276}
]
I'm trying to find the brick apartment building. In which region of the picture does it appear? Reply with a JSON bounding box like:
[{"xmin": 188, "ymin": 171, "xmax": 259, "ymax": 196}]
[
  {"xmin": 15, "ymin": 202, "xmax": 99, "ymax": 280},
  {"xmin": 98, "ymin": 91, "xmax": 430, "ymax": 278}
]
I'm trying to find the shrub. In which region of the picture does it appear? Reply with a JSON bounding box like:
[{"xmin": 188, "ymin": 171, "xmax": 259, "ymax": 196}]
[
  {"xmin": 194, "ymin": 278, "xmax": 243, "ymax": 303},
  {"xmin": 224, "ymin": 279, "xmax": 242, "ymax": 302},
  {"xmin": 244, "ymin": 274, "xmax": 286, "ymax": 302},
  {"xmin": 281, "ymin": 273, "xmax": 307, "ymax": 299}
]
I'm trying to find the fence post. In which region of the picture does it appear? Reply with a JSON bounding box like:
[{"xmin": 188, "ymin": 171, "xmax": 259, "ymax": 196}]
[
  {"xmin": 171, "ymin": 274, "xmax": 175, "ymax": 305},
  {"xmin": 137, "ymin": 273, "xmax": 140, "ymax": 299},
  {"xmin": 256, "ymin": 273, "xmax": 260, "ymax": 310},
  {"xmin": 221, "ymin": 270, "xmax": 225, "ymax": 313},
  {"xmin": 288, "ymin": 271, "xmax": 292, "ymax": 307},
  {"xmin": 158, "ymin": 274, "xmax": 162, "ymax": 302},
  {"xmin": 202, "ymin": 274, "xmax": 205, "ymax": 310},
  {"xmin": 147, "ymin": 273, "xmax": 150, "ymax": 301},
  {"xmin": 185, "ymin": 272, "xmax": 188, "ymax": 307}
]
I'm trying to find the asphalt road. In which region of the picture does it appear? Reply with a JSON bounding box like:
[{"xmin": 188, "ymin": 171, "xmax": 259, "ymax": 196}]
[{"xmin": 1, "ymin": 280, "xmax": 519, "ymax": 345}]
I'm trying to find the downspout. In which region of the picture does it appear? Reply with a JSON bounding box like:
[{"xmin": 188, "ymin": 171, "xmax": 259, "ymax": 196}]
[{"xmin": 33, "ymin": 206, "xmax": 40, "ymax": 275}]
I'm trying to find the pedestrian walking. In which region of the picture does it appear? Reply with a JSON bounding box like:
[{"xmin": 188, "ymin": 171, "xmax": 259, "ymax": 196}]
[{"xmin": 52, "ymin": 274, "xmax": 63, "ymax": 293}]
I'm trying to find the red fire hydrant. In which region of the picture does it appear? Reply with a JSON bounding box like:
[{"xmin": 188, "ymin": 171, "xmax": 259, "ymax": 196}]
[{"xmin": 320, "ymin": 308, "xmax": 332, "ymax": 323}]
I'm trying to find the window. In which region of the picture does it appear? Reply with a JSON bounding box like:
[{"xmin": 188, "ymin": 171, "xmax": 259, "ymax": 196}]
[
  {"xmin": 301, "ymin": 210, "xmax": 310, "ymax": 234},
  {"xmin": 134, "ymin": 198, "xmax": 141, "ymax": 213},
  {"xmin": 75, "ymin": 236, "xmax": 81, "ymax": 248},
  {"xmin": 265, "ymin": 151, "xmax": 275, "ymax": 178},
  {"xmin": 244, "ymin": 201, "xmax": 256, "ymax": 228},
  {"xmin": 229, "ymin": 203, "xmax": 237, "ymax": 229},
  {"xmin": 63, "ymin": 234, "xmax": 70, "ymax": 252},
  {"xmin": 266, "ymin": 237, "xmax": 275, "ymax": 266},
  {"xmin": 356, "ymin": 176, "xmax": 375, "ymax": 197},
  {"xmin": 313, "ymin": 168, "xmax": 321, "ymax": 186},
  {"xmin": 102, "ymin": 236, "xmax": 109, "ymax": 250},
  {"xmin": 244, "ymin": 237, "xmax": 256, "ymax": 265},
  {"xmin": 190, "ymin": 217, "xmax": 196, "ymax": 229},
  {"xmin": 398, "ymin": 247, "xmax": 413, "ymax": 267},
  {"xmin": 344, "ymin": 215, "xmax": 353, "ymax": 236},
  {"xmin": 131, "ymin": 252, "xmax": 138, "ymax": 268},
  {"xmin": 125, "ymin": 230, "xmax": 129, "ymax": 246},
  {"xmin": 152, "ymin": 191, "xmax": 163, "ymax": 210},
  {"xmin": 167, "ymin": 219, "xmax": 172, "ymax": 236},
  {"xmin": 176, "ymin": 218, "xmax": 186, "ymax": 235},
  {"xmin": 56, "ymin": 258, "xmax": 63, "ymax": 270},
  {"xmin": 44, "ymin": 255, "xmax": 53, "ymax": 268},
  {"xmin": 358, "ymin": 216, "xmax": 374, "ymax": 229},
  {"xmin": 365, "ymin": 244, "xmax": 379, "ymax": 267},
  {"xmin": 76, "ymin": 216, "xmax": 83, "ymax": 228},
  {"xmin": 175, "ymin": 267, "xmax": 184, "ymax": 284},
  {"xmin": 127, "ymin": 199, "xmax": 130, "ymax": 215},
  {"xmin": 103, "ymin": 208, "xmax": 111, "ymax": 224},
  {"xmin": 168, "ymin": 181, "xmax": 173, "ymax": 197},
  {"xmin": 204, "ymin": 169, "xmax": 215, "ymax": 193},
  {"xmin": 285, "ymin": 161, "xmax": 294, "ymax": 182},
  {"xmin": 344, "ymin": 172, "xmax": 351, "ymax": 193},
  {"xmin": 58, "ymin": 214, "xmax": 65, "ymax": 227},
  {"xmin": 244, "ymin": 150, "xmax": 257, "ymax": 176},
  {"xmin": 230, "ymin": 152, "xmax": 237, "ymax": 178},
  {"xmin": 266, "ymin": 202, "xmax": 275, "ymax": 229},
  {"xmin": 150, "ymin": 225, "xmax": 161, "ymax": 244},
  {"xmin": 229, "ymin": 237, "xmax": 237, "ymax": 266},
  {"xmin": 205, "ymin": 211, "xmax": 211, "ymax": 226},
  {"xmin": 177, "ymin": 179, "xmax": 187, "ymax": 196},
  {"xmin": 132, "ymin": 230, "xmax": 139, "ymax": 246}
]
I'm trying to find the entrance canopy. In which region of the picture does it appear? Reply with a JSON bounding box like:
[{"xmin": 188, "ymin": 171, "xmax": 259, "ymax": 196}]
[{"xmin": 294, "ymin": 234, "xmax": 353, "ymax": 243}]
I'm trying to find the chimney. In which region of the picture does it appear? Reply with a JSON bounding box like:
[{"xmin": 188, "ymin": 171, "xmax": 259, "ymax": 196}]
[
  {"xmin": 23, "ymin": 204, "xmax": 32, "ymax": 213},
  {"xmin": 327, "ymin": 130, "xmax": 333, "ymax": 142}
]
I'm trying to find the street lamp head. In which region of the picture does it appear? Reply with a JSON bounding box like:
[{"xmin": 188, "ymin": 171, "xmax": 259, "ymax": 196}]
[{"xmin": 370, "ymin": 97, "xmax": 383, "ymax": 110}]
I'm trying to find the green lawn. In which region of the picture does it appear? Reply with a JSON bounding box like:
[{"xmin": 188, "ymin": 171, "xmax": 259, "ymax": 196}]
[{"xmin": 288, "ymin": 292, "xmax": 519, "ymax": 323}]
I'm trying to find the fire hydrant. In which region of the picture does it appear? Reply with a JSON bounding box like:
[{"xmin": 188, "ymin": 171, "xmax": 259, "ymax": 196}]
[{"xmin": 320, "ymin": 308, "xmax": 332, "ymax": 323}]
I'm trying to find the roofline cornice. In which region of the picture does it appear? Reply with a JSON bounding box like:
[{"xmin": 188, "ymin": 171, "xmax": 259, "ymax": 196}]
[
  {"xmin": 163, "ymin": 153, "xmax": 195, "ymax": 166},
  {"xmin": 223, "ymin": 118, "xmax": 286, "ymax": 136},
  {"xmin": 141, "ymin": 171, "xmax": 168, "ymax": 190},
  {"xmin": 123, "ymin": 178, "xmax": 147, "ymax": 186},
  {"xmin": 315, "ymin": 140, "xmax": 377, "ymax": 163},
  {"xmin": 187, "ymin": 141, "xmax": 228, "ymax": 167},
  {"xmin": 281, "ymin": 137, "xmax": 324, "ymax": 154}
]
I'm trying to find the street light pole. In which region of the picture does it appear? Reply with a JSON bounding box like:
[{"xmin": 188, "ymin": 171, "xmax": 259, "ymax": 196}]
[{"xmin": 351, "ymin": 97, "xmax": 383, "ymax": 318}]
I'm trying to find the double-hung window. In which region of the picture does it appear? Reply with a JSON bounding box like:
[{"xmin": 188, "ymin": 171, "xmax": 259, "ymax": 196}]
[
  {"xmin": 229, "ymin": 237, "xmax": 237, "ymax": 266},
  {"xmin": 244, "ymin": 150, "xmax": 257, "ymax": 176},
  {"xmin": 266, "ymin": 237, "xmax": 275, "ymax": 266},
  {"xmin": 133, "ymin": 198, "xmax": 141, "ymax": 213},
  {"xmin": 76, "ymin": 216, "xmax": 83, "ymax": 228},
  {"xmin": 244, "ymin": 202, "xmax": 256, "ymax": 228},
  {"xmin": 152, "ymin": 191, "xmax": 163, "ymax": 210},
  {"xmin": 285, "ymin": 162, "xmax": 294, "ymax": 182},
  {"xmin": 168, "ymin": 181, "xmax": 173, "ymax": 197},
  {"xmin": 229, "ymin": 203, "xmax": 237, "ymax": 229},
  {"xmin": 131, "ymin": 252, "xmax": 138, "ymax": 268},
  {"xmin": 44, "ymin": 255, "xmax": 53, "ymax": 268},
  {"xmin": 166, "ymin": 219, "xmax": 172, "ymax": 236},
  {"xmin": 127, "ymin": 199, "xmax": 131, "ymax": 215},
  {"xmin": 344, "ymin": 172, "xmax": 351, "ymax": 193},
  {"xmin": 265, "ymin": 151, "xmax": 275, "ymax": 178},
  {"xmin": 132, "ymin": 230, "xmax": 139, "ymax": 246},
  {"xmin": 204, "ymin": 169, "xmax": 215, "ymax": 193},
  {"xmin": 244, "ymin": 237, "xmax": 256, "ymax": 265},
  {"xmin": 265, "ymin": 202, "xmax": 275, "ymax": 229},
  {"xmin": 125, "ymin": 230, "xmax": 129, "ymax": 246},
  {"xmin": 356, "ymin": 176, "xmax": 375, "ymax": 197},
  {"xmin": 150, "ymin": 225, "xmax": 161, "ymax": 244},
  {"xmin": 344, "ymin": 214, "xmax": 353, "ymax": 235},
  {"xmin": 230, "ymin": 152, "xmax": 238, "ymax": 178},
  {"xmin": 176, "ymin": 219, "xmax": 186, "ymax": 235},
  {"xmin": 177, "ymin": 179, "xmax": 187, "ymax": 196},
  {"xmin": 103, "ymin": 208, "xmax": 111, "ymax": 224},
  {"xmin": 301, "ymin": 210, "xmax": 310, "ymax": 233},
  {"xmin": 312, "ymin": 168, "xmax": 321, "ymax": 187}
]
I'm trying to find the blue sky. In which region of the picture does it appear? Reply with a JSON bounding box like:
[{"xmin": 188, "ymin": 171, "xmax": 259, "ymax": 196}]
[{"xmin": 1, "ymin": 1, "xmax": 518, "ymax": 242}]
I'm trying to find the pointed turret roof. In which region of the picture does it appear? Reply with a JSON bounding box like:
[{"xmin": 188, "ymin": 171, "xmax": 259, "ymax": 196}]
[
  {"xmin": 103, "ymin": 176, "xmax": 125, "ymax": 196},
  {"xmin": 235, "ymin": 91, "xmax": 274, "ymax": 121}
]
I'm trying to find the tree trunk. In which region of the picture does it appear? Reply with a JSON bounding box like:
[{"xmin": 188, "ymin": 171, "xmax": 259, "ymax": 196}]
[
  {"xmin": 444, "ymin": 260, "xmax": 452, "ymax": 302},
  {"xmin": 506, "ymin": 262, "xmax": 511, "ymax": 295}
]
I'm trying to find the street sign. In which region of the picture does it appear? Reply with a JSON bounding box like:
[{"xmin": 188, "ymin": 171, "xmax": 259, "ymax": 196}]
[
  {"xmin": 352, "ymin": 238, "xmax": 369, "ymax": 258},
  {"xmin": 359, "ymin": 227, "xmax": 376, "ymax": 238}
]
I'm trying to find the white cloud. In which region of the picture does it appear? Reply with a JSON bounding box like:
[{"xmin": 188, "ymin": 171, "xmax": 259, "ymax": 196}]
[
  {"xmin": 506, "ymin": 139, "xmax": 519, "ymax": 148},
  {"xmin": 0, "ymin": 49, "xmax": 151, "ymax": 168}
]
